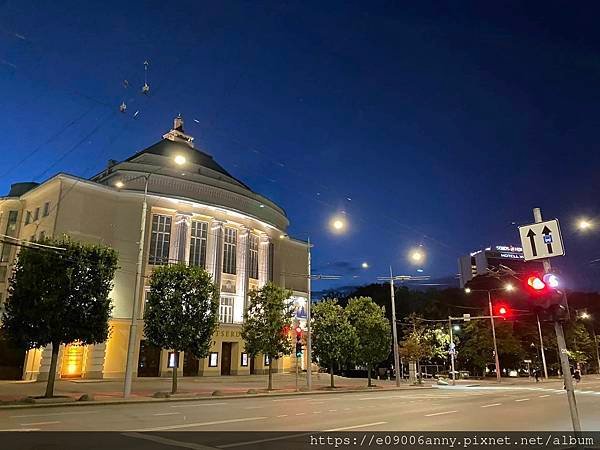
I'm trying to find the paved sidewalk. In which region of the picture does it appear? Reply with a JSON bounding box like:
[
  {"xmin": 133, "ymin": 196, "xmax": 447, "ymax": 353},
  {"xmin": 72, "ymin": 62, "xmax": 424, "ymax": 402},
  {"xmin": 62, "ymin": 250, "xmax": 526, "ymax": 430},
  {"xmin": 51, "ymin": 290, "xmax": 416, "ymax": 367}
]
[{"xmin": 0, "ymin": 372, "xmax": 424, "ymax": 405}]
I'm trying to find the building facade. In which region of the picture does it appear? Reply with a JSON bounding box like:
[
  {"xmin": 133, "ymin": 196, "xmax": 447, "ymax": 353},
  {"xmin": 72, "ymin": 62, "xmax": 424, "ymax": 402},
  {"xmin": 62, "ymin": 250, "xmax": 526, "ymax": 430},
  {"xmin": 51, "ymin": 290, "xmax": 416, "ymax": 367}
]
[
  {"xmin": 458, "ymin": 244, "xmax": 544, "ymax": 287},
  {"xmin": 0, "ymin": 117, "xmax": 309, "ymax": 380}
]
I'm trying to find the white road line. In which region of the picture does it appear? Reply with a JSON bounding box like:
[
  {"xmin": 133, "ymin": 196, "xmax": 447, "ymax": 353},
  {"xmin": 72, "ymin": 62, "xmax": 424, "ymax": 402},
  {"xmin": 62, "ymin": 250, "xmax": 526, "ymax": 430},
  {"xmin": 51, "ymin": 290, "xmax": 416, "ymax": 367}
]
[
  {"xmin": 11, "ymin": 410, "xmax": 98, "ymax": 418},
  {"xmin": 313, "ymin": 411, "xmax": 321, "ymax": 414},
  {"xmin": 539, "ymin": 395, "xmax": 550, "ymax": 398},
  {"xmin": 424, "ymin": 410, "xmax": 458, "ymax": 417},
  {"xmin": 153, "ymin": 412, "xmax": 181, "ymax": 416},
  {"xmin": 325, "ymin": 422, "xmax": 387, "ymax": 431},
  {"xmin": 122, "ymin": 432, "xmax": 215, "ymax": 450},
  {"xmin": 515, "ymin": 398, "xmax": 530, "ymax": 402},
  {"xmin": 170, "ymin": 402, "xmax": 228, "ymax": 408},
  {"xmin": 480, "ymin": 403, "xmax": 501, "ymax": 408},
  {"xmin": 0, "ymin": 429, "xmax": 41, "ymax": 432},
  {"xmin": 243, "ymin": 406, "xmax": 263, "ymax": 410},
  {"xmin": 136, "ymin": 416, "xmax": 268, "ymax": 432},
  {"xmin": 343, "ymin": 408, "xmax": 351, "ymax": 411},
  {"xmin": 328, "ymin": 409, "xmax": 337, "ymax": 412},
  {"xmin": 295, "ymin": 412, "xmax": 306, "ymax": 416},
  {"xmin": 19, "ymin": 421, "xmax": 60, "ymax": 426},
  {"xmin": 276, "ymin": 414, "xmax": 288, "ymax": 418}
]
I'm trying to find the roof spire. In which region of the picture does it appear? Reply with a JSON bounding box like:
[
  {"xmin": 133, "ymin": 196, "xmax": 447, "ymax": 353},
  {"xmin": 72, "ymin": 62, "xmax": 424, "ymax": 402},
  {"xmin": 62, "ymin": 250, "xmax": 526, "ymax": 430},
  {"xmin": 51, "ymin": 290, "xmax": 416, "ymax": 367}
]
[{"xmin": 163, "ymin": 114, "xmax": 194, "ymax": 147}]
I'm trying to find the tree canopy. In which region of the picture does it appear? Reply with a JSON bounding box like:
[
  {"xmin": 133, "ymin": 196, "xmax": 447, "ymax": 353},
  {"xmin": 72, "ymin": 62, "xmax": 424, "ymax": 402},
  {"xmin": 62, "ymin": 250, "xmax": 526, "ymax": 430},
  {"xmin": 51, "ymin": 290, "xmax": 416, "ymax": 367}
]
[{"xmin": 2, "ymin": 237, "xmax": 118, "ymax": 397}]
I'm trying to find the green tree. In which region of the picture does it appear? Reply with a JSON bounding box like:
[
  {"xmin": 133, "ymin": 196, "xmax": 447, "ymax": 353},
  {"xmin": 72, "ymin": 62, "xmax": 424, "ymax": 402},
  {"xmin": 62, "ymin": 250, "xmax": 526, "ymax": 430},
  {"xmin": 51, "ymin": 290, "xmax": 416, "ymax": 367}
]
[
  {"xmin": 2, "ymin": 237, "xmax": 118, "ymax": 397},
  {"xmin": 144, "ymin": 264, "xmax": 219, "ymax": 394},
  {"xmin": 241, "ymin": 283, "xmax": 293, "ymax": 390},
  {"xmin": 312, "ymin": 299, "xmax": 358, "ymax": 388},
  {"xmin": 345, "ymin": 296, "xmax": 391, "ymax": 387}
]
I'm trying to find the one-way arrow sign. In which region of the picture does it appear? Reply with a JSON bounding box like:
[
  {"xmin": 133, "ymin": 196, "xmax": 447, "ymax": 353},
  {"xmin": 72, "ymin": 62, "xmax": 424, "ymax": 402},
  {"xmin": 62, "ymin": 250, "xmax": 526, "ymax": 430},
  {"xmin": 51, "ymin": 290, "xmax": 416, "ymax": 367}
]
[{"xmin": 518, "ymin": 219, "xmax": 564, "ymax": 261}]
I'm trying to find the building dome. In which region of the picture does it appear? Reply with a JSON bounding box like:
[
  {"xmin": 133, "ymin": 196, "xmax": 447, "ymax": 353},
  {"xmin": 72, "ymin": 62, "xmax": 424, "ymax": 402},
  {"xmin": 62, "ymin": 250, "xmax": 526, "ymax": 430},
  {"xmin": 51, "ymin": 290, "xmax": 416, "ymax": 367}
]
[{"xmin": 92, "ymin": 116, "xmax": 289, "ymax": 231}]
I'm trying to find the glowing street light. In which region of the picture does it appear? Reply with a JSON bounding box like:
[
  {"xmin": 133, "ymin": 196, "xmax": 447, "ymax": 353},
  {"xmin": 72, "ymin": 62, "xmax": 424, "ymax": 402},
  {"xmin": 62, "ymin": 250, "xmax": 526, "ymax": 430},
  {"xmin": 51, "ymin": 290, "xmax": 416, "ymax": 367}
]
[
  {"xmin": 453, "ymin": 325, "xmax": 460, "ymax": 332},
  {"xmin": 577, "ymin": 219, "xmax": 593, "ymax": 231},
  {"xmin": 504, "ymin": 283, "xmax": 514, "ymax": 292},
  {"xmin": 114, "ymin": 180, "xmax": 124, "ymax": 189},
  {"xmin": 580, "ymin": 312, "xmax": 591, "ymax": 320},
  {"xmin": 329, "ymin": 215, "xmax": 347, "ymax": 233},
  {"xmin": 409, "ymin": 248, "xmax": 425, "ymax": 264},
  {"xmin": 464, "ymin": 287, "xmax": 472, "ymax": 294},
  {"xmin": 361, "ymin": 262, "xmax": 369, "ymax": 269},
  {"xmin": 174, "ymin": 154, "xmax": 187, "ymax": 166}
]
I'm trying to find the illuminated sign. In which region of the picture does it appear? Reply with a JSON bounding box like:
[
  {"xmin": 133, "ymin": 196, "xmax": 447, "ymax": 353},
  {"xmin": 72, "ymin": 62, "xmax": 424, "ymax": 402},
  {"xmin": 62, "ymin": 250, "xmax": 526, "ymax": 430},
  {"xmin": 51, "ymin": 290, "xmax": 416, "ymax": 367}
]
[
  {"xmin": 499, "ymin": 253, "xmax": 524, "ymax": 259},
  {"xmin": 495, "ymin": 245, "xmax": 523, "ymax": 252},
  {"xmin": 209, "ymin": 352, "xmax": 218, "ymax": 367},
  {"xmin": 167, "ymin": 351, "xmax": 179, "ymax": 369},
  {"xmin": 241, "ymin": 353, "xmax": 248, "ymax": 367}
]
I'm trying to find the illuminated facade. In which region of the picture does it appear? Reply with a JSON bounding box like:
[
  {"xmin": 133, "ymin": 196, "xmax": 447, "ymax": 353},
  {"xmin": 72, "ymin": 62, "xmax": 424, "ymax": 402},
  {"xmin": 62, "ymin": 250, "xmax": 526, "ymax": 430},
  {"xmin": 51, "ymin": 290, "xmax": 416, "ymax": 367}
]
[{"xmin": 0, "ymin": 117, "xmax": 309, "ymax": 380}]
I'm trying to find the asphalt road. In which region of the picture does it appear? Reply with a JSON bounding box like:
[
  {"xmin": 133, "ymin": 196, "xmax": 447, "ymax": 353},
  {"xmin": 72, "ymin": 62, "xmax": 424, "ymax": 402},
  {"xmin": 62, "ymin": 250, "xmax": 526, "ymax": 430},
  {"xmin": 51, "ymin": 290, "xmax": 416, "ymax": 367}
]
[{"xmin": 2, "ymin": 381, "xmax": 600, "ymax": 448}]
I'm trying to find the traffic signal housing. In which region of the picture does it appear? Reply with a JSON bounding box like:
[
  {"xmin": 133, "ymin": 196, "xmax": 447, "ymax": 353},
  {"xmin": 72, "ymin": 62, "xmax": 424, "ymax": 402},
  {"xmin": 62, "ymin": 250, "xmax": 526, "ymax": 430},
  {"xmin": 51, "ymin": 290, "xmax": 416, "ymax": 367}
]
[
  {"xmin": 295, "ymin": 327, "xmax": 303, "ymax": 357},
  {"xmin": 523, "ymin": 272, "xmax": 566, "ymax": 320}
]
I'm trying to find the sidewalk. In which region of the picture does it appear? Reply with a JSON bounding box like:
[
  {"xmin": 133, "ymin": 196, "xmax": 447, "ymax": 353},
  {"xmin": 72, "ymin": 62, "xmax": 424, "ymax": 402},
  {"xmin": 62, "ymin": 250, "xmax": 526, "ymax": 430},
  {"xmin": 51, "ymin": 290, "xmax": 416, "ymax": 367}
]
[{"xmin": 0, "ymin": 373, "xmax": 429, "ymax": 407}]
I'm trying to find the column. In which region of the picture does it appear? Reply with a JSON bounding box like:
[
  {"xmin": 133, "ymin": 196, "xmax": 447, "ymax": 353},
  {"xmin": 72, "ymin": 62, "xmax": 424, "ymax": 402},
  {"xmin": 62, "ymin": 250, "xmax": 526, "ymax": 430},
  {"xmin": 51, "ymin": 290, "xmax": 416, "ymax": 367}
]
[
  {"xmin": 169, "ymin": 213, "xmax": 192, "ymax": 264},
  {"xmin": 37, "ymin": 344, "xmax": 63, "ymax": 381},
  {"xmin": 207, "ymin": 220, "xmax": 224, "ymax": 287},
  {"xmin": 258, "ymin": 234, "xmax": 272, "ymax": 287},
  {"xmin": 235, "ymin": 227, "xmax": 250, "ymax": 321},
  {"xmin": 82, "ymin": 343, "xmax": 106, "ymax": 379}
]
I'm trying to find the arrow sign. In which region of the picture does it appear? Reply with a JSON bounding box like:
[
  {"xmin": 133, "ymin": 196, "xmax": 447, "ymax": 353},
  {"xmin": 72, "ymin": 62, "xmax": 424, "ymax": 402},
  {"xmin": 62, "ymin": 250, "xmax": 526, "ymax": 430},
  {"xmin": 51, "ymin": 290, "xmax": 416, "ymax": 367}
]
[
  {"xmin": 518, "ymin": 219, "xmax": 564, "ymax": 261},
  {"xmin": 542, "ymin": 225, "xmax": 553, "ymax": 254},
  {"xmin": 526, "ymin": 228, "xmax": 537, "ymax": 257}
]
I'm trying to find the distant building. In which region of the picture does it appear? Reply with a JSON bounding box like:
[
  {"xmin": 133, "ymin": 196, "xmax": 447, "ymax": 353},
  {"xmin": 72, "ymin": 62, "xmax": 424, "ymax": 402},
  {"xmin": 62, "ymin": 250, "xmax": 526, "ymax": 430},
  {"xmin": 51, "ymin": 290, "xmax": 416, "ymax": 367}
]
[
  {"xmin": 0, "ymin": 116, "xmax": 309, "ymax": 380},
  {"xmin": 458, "ymin": 244, "xmax": 543, "ymax": 287}
]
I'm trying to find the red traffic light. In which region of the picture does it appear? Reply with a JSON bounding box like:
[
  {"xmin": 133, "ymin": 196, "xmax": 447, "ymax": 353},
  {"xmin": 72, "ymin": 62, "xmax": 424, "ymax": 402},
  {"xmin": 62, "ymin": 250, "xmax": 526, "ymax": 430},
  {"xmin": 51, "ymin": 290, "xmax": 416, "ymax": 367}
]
[
  {"xmin": 295, "ymin": 327, "xmax": 303, "ymax": 337},
  {"xmin": 527, "ymin": 276, "xmax": 545, "ymax": 291},
  {"xmin": 495, "ymin": 304, "xmax": 510, "ymax": 318}
]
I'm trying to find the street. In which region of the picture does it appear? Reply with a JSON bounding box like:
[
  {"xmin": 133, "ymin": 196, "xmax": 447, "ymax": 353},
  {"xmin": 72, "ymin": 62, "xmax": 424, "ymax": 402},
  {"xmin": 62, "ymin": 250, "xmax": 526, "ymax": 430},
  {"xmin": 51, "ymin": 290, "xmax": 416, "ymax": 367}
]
[{"xmin": 3, "ymin": 380, "xmax": 600, "ymax": 434}]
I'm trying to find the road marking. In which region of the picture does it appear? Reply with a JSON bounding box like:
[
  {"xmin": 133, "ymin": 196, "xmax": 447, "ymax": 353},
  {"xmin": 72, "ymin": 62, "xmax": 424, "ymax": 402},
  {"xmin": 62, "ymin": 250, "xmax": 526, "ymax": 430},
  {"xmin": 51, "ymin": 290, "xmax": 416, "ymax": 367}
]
[
  {"xmin": 480, "ymin": 403, "xmax": 501, "ymax": 408},
  {"xmin": 308, "ymin": 401, "xmax": 326, "ymax": 404},
  {"xmin": 153, "ymin": 412, "xmax": 181, "ymax": 416},
  {"xmin": 243, "ymin": 406, "xmax": 263, "ymax": 410},
  {"xmin": 325, "ymin": 422, "xmax": 387, "ymax": 431},
  {"xmin": 313, "ymin": 411, "xmax": 321, "ymax": 414},
  {"xmin": 295, "ymin": 412, "xmax": 306, "ymax": 416},
  {"xmin": 539, "ymin": 395, "xmax": 550, "ymax": 398},
  {"xmin": 328, "ymin": 409, "xmax": 337, "ymax": 412},
  {"xmin": 19, "ymin": 421, "xmax": 60, "ymax": 426},
  {"xmin": 276, "ymin": 414, "xmax": 288, "ymax": 418},
  {"xmin": 0, "ymin": 429, "xmax": 41, "ymax": 432},
  {"xmin": 136, "ymin": 416, "xmax": 268, "ymax": 432},
  {"xmin": 11, "ymin": 410, "xmax": 97, "ymax": 418},
  {"xmin": 170, "ymin": 402, "xmax": 228, "ymax": 408},
  {"xmin": 515, "ymin": 398, "xmax": 530, "ymax": 402},
  {"xmin": 122, "ymin": 432, "xmax": 216, "ymax": 450},
  {"xmin": 343, "ymin": 408, "xmax": 351, "ymax": 411},
  {"xmin": 218, "ymin": 432, "xmax": 311, "ymax": 448},
  {"xmin": 424, "ymin": 410, "xmax": 457, "ymax": 417}
]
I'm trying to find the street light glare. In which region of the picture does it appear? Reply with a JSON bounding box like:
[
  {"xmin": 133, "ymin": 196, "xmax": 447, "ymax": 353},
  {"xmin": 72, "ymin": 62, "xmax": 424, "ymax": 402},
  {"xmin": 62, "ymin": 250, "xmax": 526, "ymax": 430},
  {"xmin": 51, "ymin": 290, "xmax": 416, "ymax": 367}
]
[
  {"xmin": 578, "ymin": 219, "xmax": 593, "ymax": 231},
  {"xmin": 453, "ymin": 325, "xmax": 460, "ymax": 331},
  {"xmin": 174, "ymin": 154, "xmax": 187, "ymax": 166},
  {"xmin": 464, "ymin": 288, "xmax": 472, "ymax": 294},
  {"xmin": 409, "ymin": 248, "xmax": 425, "ymax": 264},
  {"xmin": 581, "ymin": 312, "xmax": 591, "ymax": 319},
  {"xmin": 504, "ymin": 283, "xmax": 514, "ymax": 292},
  {"xmin": 115, "ymin": 180, "xmax": 124, "ymax": 189},
  {"xmin": 329, "ymin": 215, "xmax": 347, "ymax": 233},
  {"xmin": 361, "ymin": 262, "xmax": 369, "ymax": 269}
]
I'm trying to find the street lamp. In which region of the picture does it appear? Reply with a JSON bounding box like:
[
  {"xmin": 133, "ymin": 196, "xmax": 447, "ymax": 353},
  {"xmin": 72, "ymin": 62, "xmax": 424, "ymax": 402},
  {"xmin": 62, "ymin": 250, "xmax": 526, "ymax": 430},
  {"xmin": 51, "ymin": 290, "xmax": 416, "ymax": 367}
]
[
  {"xmin": 577, "ymin": 219, "xmax": 593, "ymax": 231},
  {"xmin": 122, "ymin": 153, "xmax": 187, "ymax": 398},
  {"xmin": 361, "ymin": 262, "xmax": 369, "ymax": 269},
  {"xmin": 464, "ymin": 283, "xmax": 514, "ymax": 383},
  {"xmin": 409, "ymin": 247, "xmax": 425, "ymax": 264},
  {"xmin": 329, "ymin": 215, "xmax": 347, "ymax": 233}
]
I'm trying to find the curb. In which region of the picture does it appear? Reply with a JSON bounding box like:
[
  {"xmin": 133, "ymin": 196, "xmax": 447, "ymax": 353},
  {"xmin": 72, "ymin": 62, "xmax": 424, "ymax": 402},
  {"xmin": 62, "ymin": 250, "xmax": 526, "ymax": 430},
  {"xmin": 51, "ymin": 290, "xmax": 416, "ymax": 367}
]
[{"xmin": 0, "ymin": 385, "xmax": 432, "ymax": 410}]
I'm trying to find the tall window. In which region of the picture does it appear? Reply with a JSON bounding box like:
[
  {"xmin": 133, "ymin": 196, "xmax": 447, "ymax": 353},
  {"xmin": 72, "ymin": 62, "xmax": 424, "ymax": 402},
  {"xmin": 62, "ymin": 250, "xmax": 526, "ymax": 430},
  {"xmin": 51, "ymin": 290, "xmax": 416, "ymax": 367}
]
[
  {"xmin": 149, "ymin": 214, "xmax": 172, "ymax": 265},
  {"xmin": 33, "ymin": 207, "xmax": 40, "ymax": 221},
  {"xmin": 0, "ymin": 211, "xmax": 18, "ymax": 262},
  {"xmin": 43, "ymin": 202, "xmax": 50, "ymax": 217},
  {"xmin": 249, "ymin": 234, "xmax": 259, "ymax": 279},
  {"xmin": 25, "ymin": 211, "xmax": 32, "ymax": 225},
  {"xmin": 189, "ymin": 220, "xmax": 208, "ymax": 268},
  {"xmin": 219, "ymin": 297, "xmax": 234, "ymax": 323},
  {"xmin": 223, "ymin": 228, "xmax": 237, "ymax": 274}
]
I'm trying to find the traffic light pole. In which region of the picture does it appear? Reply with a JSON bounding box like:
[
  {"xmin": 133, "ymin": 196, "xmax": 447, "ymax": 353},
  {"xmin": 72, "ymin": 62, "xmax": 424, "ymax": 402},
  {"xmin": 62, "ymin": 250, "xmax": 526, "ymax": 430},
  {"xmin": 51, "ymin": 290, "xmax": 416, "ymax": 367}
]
[
  {"xmin": 448, "ymin": 318, "xmax": 456, "ymax": 386},
  {"xmin": 536, "ymin": 314, "xmax": 549, "ymax": 380},
  {"xmin": 488, "ymin": 291, "xmax": 502, "ymax": 383},
  {"xmin": 389, "ymin": 267, "xmax": 401, "ymax": 387},
  {"xmin": 533, "ymin": 207, "xmax": 581, "ymax": 433}
]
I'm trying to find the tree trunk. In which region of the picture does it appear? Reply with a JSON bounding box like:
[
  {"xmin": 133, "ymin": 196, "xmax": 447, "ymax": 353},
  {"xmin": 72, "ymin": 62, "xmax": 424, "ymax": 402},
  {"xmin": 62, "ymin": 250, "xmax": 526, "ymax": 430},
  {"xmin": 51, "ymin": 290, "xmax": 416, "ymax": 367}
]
[
  {"xmin": 45, "ymin": 342, "xmax": 60, "ymax": 398},
  {"xmin": 267, "ymin": 358, "xmax": 273, "ymax": 391},
  {"xmin": 171, "ymin": 364, "xmax": 178, "ymax": 394},
  {"xmin": 330, "ymin": 364, "xmax": 335, "ymax": 388},
  {"xmin": 367, "ymin": 363, "xmax": 372, "ymax": 387}
]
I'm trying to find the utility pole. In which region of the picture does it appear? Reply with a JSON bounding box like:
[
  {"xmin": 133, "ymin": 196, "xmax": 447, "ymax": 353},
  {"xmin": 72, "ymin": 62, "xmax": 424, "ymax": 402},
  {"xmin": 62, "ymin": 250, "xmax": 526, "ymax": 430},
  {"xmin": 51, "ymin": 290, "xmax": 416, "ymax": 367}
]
[
  {"xmin": 487, "ymin": 291, "xmax": 502, "ymax": 382},
  {"xmin": 306, "ymin": 237, "xmax": 312, "ymax": 391},
  {"xmin": 389, "ymin": 266, "xmax": 401, "ymax": 387},
  {"xmin": 533, "ymin": 207, "xmax": 581, "ymax": 432},
  {"xmin": 537, "ymin": 314, "xmax": 549, "ymax": 380}
]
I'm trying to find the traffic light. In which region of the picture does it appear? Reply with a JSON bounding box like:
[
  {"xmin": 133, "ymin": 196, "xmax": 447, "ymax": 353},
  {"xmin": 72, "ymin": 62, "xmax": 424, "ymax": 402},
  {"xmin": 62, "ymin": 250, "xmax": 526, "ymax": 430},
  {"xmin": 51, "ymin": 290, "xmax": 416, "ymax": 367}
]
[
  {"xmin": 523, "ymin": 272, "xmax": 566, "ymax": 319},
  {"xmin": 495, "ymin": 304, "xmax": 510, "ymax": 319},
  {"xmin": 295, "ymin": 326, "xmax": 303, "ymax": 357}
]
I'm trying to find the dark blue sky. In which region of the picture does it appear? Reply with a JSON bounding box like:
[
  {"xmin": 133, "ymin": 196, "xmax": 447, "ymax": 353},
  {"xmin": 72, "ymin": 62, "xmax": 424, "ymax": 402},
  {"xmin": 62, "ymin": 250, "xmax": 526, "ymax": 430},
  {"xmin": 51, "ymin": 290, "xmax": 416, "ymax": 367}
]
[{"xmin": 1, "ymin": 1, "xmax": 599, "ymax": 290}]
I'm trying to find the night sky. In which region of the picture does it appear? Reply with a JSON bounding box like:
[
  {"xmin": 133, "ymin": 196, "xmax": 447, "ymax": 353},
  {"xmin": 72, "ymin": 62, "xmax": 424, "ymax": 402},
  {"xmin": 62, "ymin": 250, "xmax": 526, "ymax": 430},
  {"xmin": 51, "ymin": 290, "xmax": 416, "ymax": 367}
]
[{"xmin": 1, "ymin": 1, "xmax": 599, "ymax": 291}]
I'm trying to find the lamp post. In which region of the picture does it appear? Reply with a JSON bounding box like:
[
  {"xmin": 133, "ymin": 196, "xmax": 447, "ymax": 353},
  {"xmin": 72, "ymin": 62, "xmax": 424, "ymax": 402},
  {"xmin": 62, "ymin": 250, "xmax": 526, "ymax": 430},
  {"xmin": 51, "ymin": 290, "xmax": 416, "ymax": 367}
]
[
  {"xmin": 465, "ymin": 283, "xmax": 513, "ymax": 383},
  {"xmin": 122, "ymin": 155, "xmax": 186, "ymax": 398}
]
